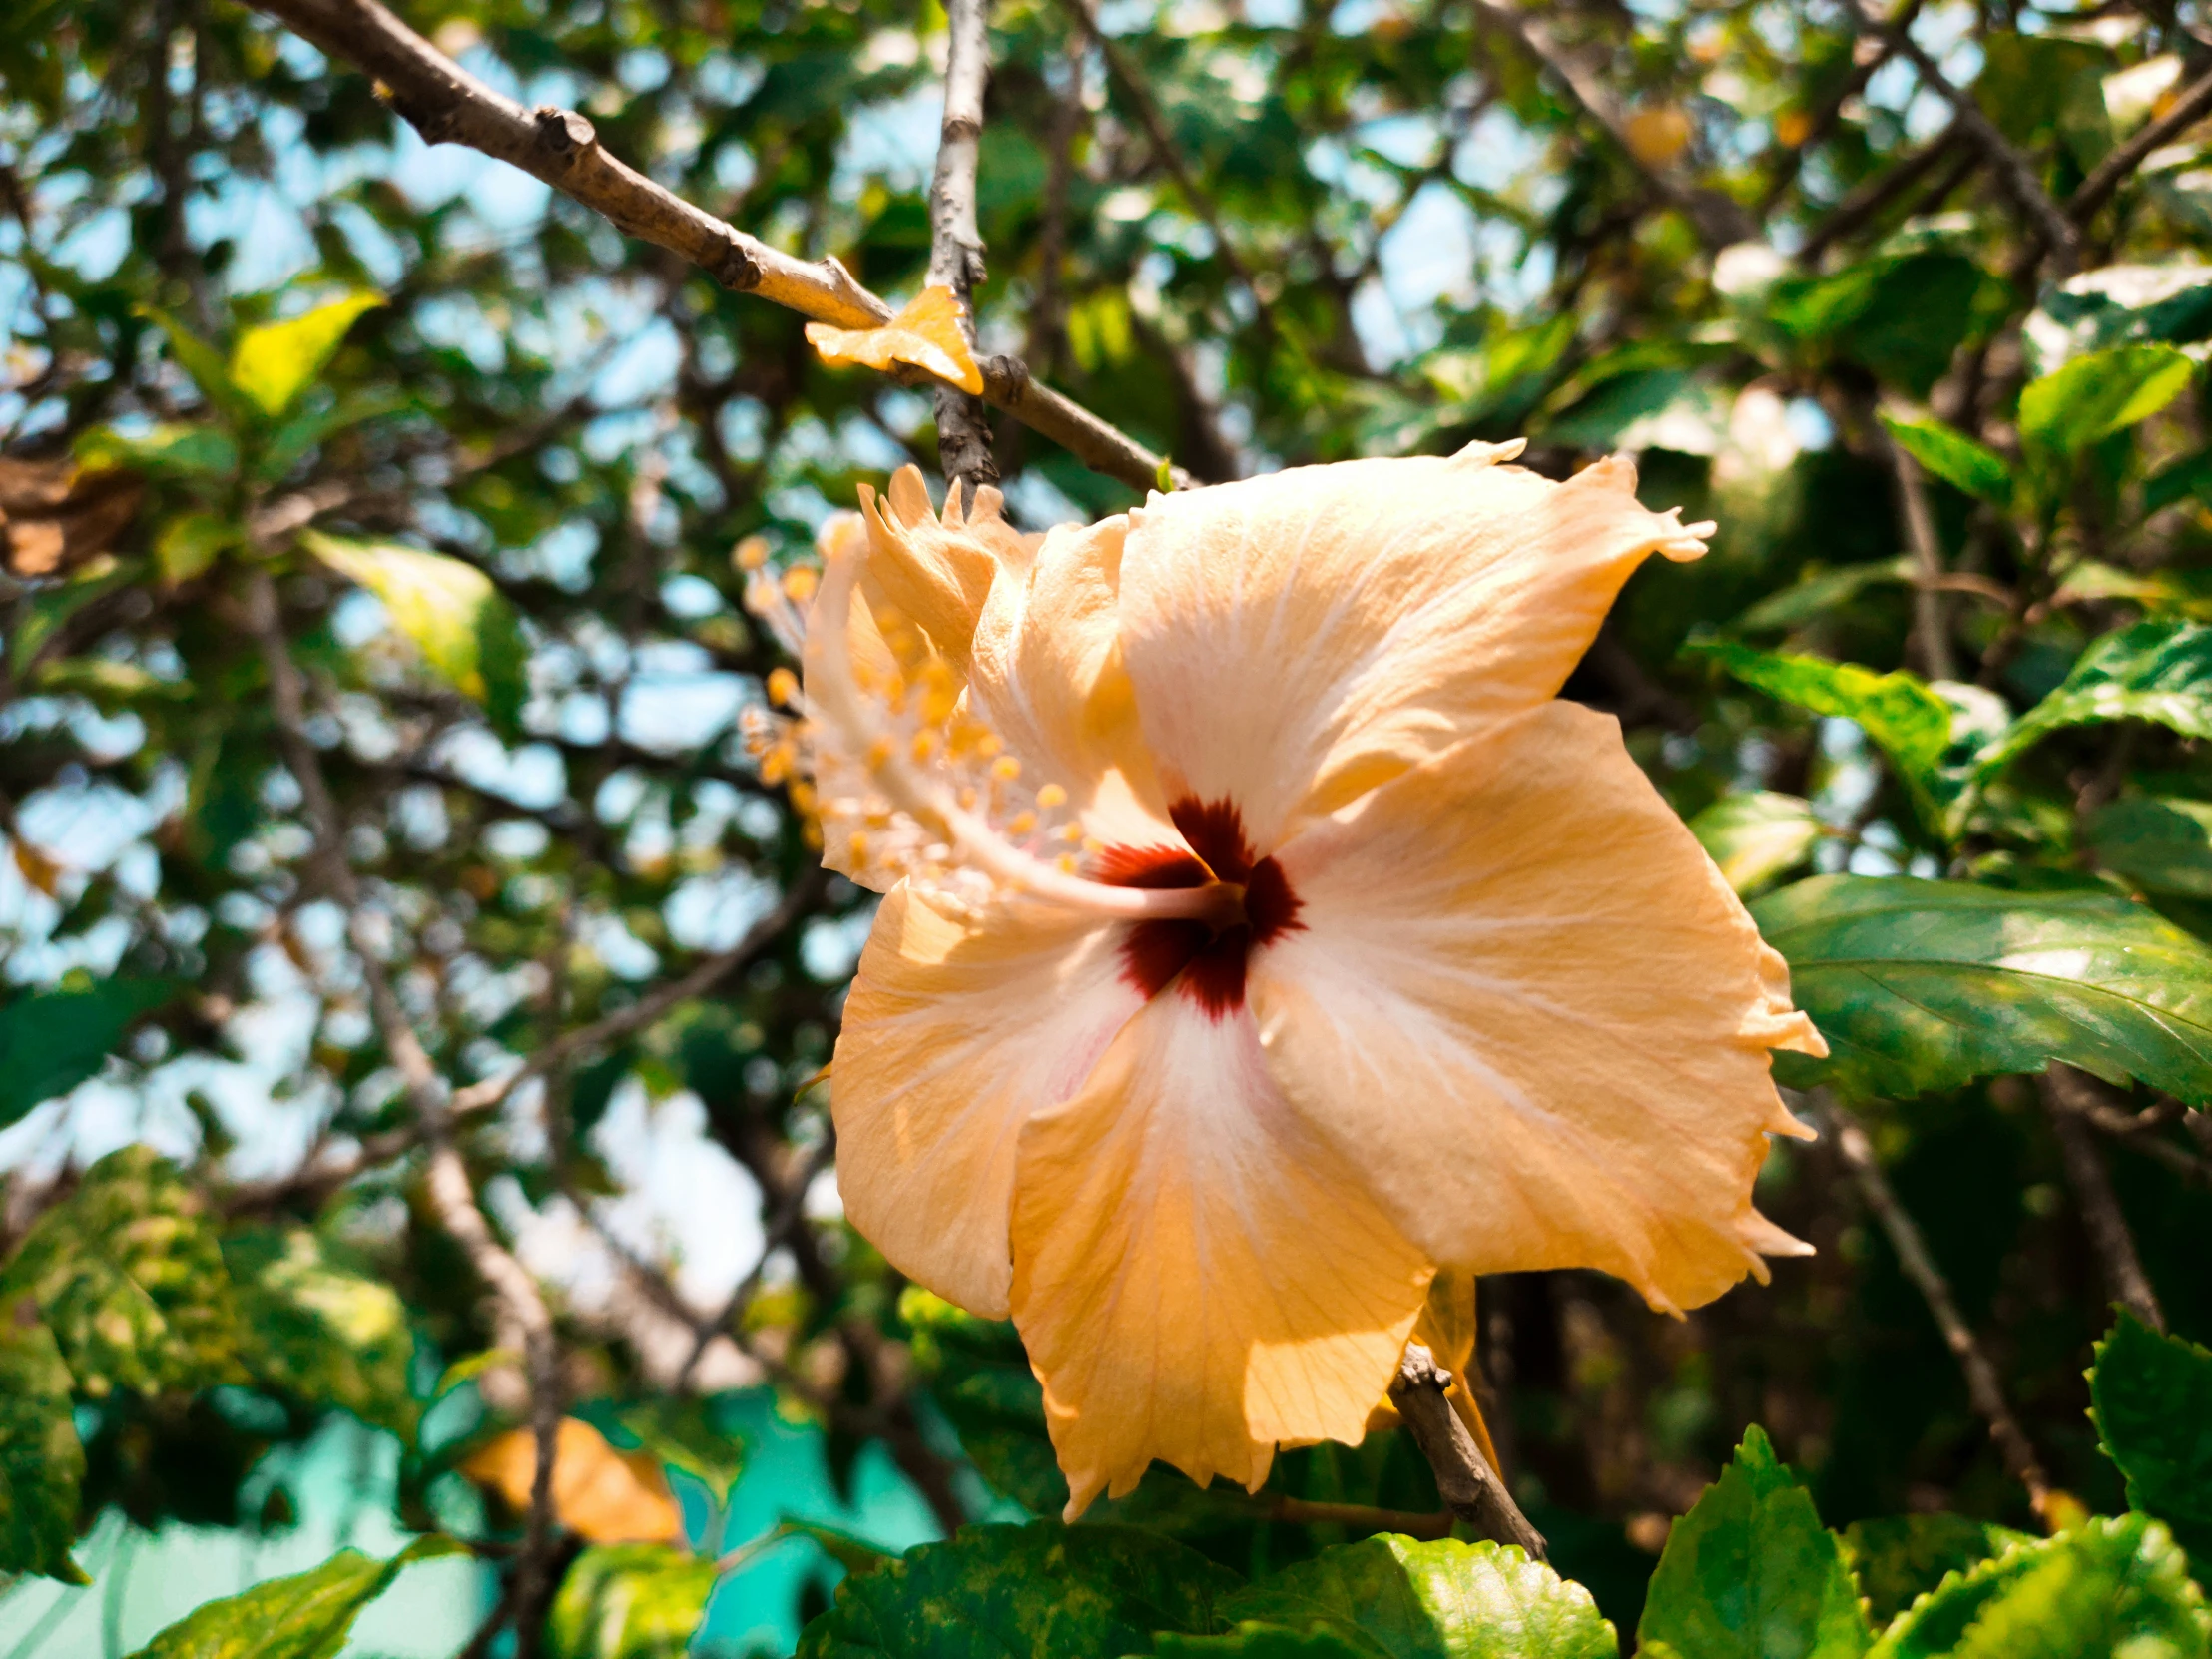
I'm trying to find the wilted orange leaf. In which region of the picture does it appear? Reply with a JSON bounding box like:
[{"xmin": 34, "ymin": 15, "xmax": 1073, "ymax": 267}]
[
  {"xmin": 462, "ymin": 1417, "xmax": 683, "ymax": 1544},
  {"xmin": 805, "ymin": 285, "xmax": 984, "ymax": 395}
]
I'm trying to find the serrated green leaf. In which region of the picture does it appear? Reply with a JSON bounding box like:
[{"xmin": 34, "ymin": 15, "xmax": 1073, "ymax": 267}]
[
  {"xmin": 548, "ymin": 1542, "xmax": 722, "ymax": 1659},
  {"xmin": 0, "ymin": 1144, "xmax": 244, "ymax": 1397},
  {"xmin": 0, "ymin": 1310, "xmax": 87, "ymax": 1583},
  {"xmin": 0, "ymin": 979, "xmax": 176, "ymax": 1129},
  {"xmin": 1869, "ymin": 1513, "xmax": 2208, "ymax": 1659},
  {"xmin": 225, "ymin": 1227, "xmax": 417, "ymax": 1437},
  {"xmin": 303, "ymin": 531, "xmax": 527, "ymax": 737},
  {"xmin": 1980, "ymin": 622, "xmax": 2212, "ymax": 779},
  {"xmin": 1690, "ymin": 792, "xmax": 1824, "ymax": 895},
  {"xmin": 1686, "ymin": 640, "xmax": 1952, "ymax": 826},
  {"xmin": 2018, "ymin": 344, "xmax": 2195, "ymax": 455},
  {"xmin": 1881, "ymin": 415, "xmax": 2014, "ymax": 505},
  {"xmin": 125, "ymin": 1536, "xmax": 462, "ymax": 1659},
  {"xmin": 1185, "ymin": 1535, "xmax": 1618, "ymax": 1659},
  {"xmin": 1752, "ymin": 876, "xmax": 2212, "ymax": 1103},
  {"xmin": 1840, "ymin": 1516, "xmax": 2034, "ymax": 1628},
  {"xmin": 2090, "ymin": 1312, "xmax": 2212, "ymax": 1573},
  {"xmin": 1154, "ymin": 1628, "xmax": 1367, "ymax": 1659},
  {"xmin": 795, "ymin": 1523, "xmax": 1240, "ymax": 1658},
  {"xmin": 1637, "ymin": 1426, "xmax": 1869, "ymax": 1659},
  {"xmin": 2087, "ymin": 797, "xmax": 2212, "ymax": 897},
  {"xmin": 228, "ymin": 293, "xmax": 383, "ymax": 419}
]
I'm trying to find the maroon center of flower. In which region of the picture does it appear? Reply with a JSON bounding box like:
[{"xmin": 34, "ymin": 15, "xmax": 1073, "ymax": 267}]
[{"xmin": 1097, "ymin": 796, "xmax": 1305, "ymax": 1019}]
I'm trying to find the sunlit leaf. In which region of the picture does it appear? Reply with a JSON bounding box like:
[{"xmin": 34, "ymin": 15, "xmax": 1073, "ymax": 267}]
[
  {"xmin": 0, "ymin": 1311, "xmax": 87, "ymax": 1583},
  {"xmin": 794, "ymin": 1522, "xmax": 1240, "ymax": 1657},
  {"xmin": 462, "ymin": 1417, "xmax": 683, "ymax": 1544},
  {"xmin": 125, "ymin": 1536, "xmax": 462, "ymax": 1659},
  {"xmin": 2090, "ymin": 1312, "xmax": 2212, "ymax": 1575},
  {"xmin": 2087, "ymin": 797, "xmax": 2212, "ymax": 897},
  {"xmin": 546, "ymin": 1542, "xmax": 720, "ymax": 1659},
  {"xmin": 1638, "ymin": 1426, "xmax": 1869, "ymax": 1659},
  {"xmin": 228, "ymin": 293, "xmax": 384, "ymax": 420},
  {"xmin": 1690, "ymin": 792, "xmax": 1824, "ymax": 895},
  {"xmin": 1880, "ymin": 414, "xmax": 2014, "ymax": 505},
  {"xmin": 226, "ymin": 1227, "xmax": 417, "ymax": 1437},
  {"xmin": 2017, "ymin": 344, "xmax": 2195, "ymax": 455},
  {"xmin": 0, "ymin": 979, "xmax": 176, "ymax": 1129},
  {"xmin": 1163, "ymin": 1536, "xmax": 1618, "ymax": 1659},
  {"xmin": 1867, "ymin": 1513, "xmax": 2207, "ymax": 1659},
  {"xmin": 154, "ymin": 511, "xmax": 237, "ymax": 585},
  {"xmin": 1752, "ymin": 875, "xmax": 2212, "ymax": 1103},
  {"xmin": 1980, "ymin": 621, "xmax": 2212, "ymax": 779},
  {"xmin": 75, "ymin": 422, "xmax": 239, "ymax": 480},
  {"xmin": 1841, "ymin": 1515, "xmax": 2034, "ymax": 1629},
  {"xmin": 805, "ymin": 285, "xmax": 984, "ymax": 394},
  {"xmin": 0, "ymin": 1145, "xmax": 244, "ymax": 1398},
  {"xmin": 303, "ymin": 531, "xmax": 527, "ymax": 736}
]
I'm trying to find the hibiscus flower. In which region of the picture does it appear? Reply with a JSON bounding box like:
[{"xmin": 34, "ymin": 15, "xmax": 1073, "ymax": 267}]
[{"xmin": 747, "ymin": 443, "xmax": 1825, "ymax": 1518}]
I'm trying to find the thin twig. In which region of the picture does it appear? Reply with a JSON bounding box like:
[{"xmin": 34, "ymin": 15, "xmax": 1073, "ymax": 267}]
[
  {"xmin": 1388, "ymin": 1344, "xmax": 1547, "ymax": 1558},
  {"xmin": 1881, "ymin": 411, "xmax": 1958, "ymax": 681},
  {"xmin": 927, "ymin": 0, "xmax": 998, "ymax": 498},
  {"xmin": 1836, "ymin": 0, "xmax": 2080, "ymax": 272},
  {"xmin": 2068, "ymin": 63, "xmax": 2212, "ymax": 226},
  {"xmin": 242, "ymin": 0, "xmax": 1181, "ymax": 493},
  {"xmin": 1758, "ymin": 1, "xmax": 1925, "ymax": 216},
  {"xmin": 1267, "ymin": 1496, "xmax": 1454, "ymax": 1539},
  {"xmin": 2041, "ymin": 1066, "xmax": 2167, "ymax": 1331},
  {"xmin": 1824, "ymin": 1100, "xmax": 2056, "ymax": 1522},
  {"xmin": 1797, "ymin": 130, "xmax": 1973, "ymax": 266}
]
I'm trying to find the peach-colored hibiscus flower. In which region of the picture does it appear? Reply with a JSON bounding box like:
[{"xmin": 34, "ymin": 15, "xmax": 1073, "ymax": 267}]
[{"xmin": 751, "ymin": 443, "xmax": 1825, "ymax": 1518}]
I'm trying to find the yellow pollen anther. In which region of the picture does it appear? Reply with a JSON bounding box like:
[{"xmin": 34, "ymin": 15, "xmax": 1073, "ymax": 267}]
[
  {"xmin": 767, "ymin": 667, "xmax": 800, "ymax": 708},
  {"xmin": 783, "ymin": 566, "xmax": 819, "ymax": 603},
  {"xmin": 734, "ymin": 535, "xmax": 770, "ymax": 571},
  {"xmin": 1008, "ymin": 811, "xmax": 1037, "ymax": 836},
  {"xmin": 991, "ymin": 756, "xmax": 1022, "ymax": 782},
  {"xmin": 846, "ymin": 830, "xmax": 869, "ymax": 862},
  {"xmin": 1035, "ymin": 783, "xmax": 1067, "ymax": 810},
  {"xmin": 865, "ymin": 737, "xmax": 895, "ymax": 771},
  {"xmin": 1057, "ymin": 853, "xmax": 1078, "ymax": 872},
  {"xmin": 910, "ymin": 731, "xmax": 940, "ymax": 763},
  {"xmin": 1056, "ymin": 824, "xmax": 1084, "ymax": 842}
]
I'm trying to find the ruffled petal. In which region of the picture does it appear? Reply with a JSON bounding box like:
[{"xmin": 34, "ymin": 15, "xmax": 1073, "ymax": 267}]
[
  {"xmin": 968, "ymin": 511, "xmax": 1174, "ymax": 846},
  {"xmin": 1008, "ymin": 991, "xmax": 1432, "ymax": 1517},
  {"xmin": 856, "ymin": 464, "xmax": 1035, "ymax": 672},
  {"xmin": 1116, "ymin": 445, "xmax": 1710, "ymax": 850},
  {"xmin": 830, "ymin": 882, "xmax": 1144, "ymax": 1318},
  {"xmin": 1250, "ymin": 700, "xmax": 1820, "ymax": 1316}
]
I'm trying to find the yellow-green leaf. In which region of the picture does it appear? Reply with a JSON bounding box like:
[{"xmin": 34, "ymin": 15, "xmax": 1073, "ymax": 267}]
[{"xmin": 228, "ymin": 293, "xmax": 383, "ymax": 420}]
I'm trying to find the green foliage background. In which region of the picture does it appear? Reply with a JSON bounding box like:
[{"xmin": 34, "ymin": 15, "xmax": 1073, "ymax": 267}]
[{"xmin": 5, "ymin": 0, "xmax": 2212, "ymax": 1650}]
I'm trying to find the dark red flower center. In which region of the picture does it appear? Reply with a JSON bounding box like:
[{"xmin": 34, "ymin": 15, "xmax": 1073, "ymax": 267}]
[{"xmin": 1097, "ymin": 796, "xmax": 1305, "ymax": 1019}]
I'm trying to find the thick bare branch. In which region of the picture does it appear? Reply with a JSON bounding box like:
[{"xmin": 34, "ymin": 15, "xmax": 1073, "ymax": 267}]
[
  {"xmin": 2069, "ymin": 65, "xmax": 2212, "ymax": 226},
  {"xmin": 1825, "ymin": 1099, "xmax": 2056, "ymax": 1521},
  {"xmin": 1388, "ymin": 1344, "xmax": 1548, "ymax": 1558},
  {"xmin": 243, "ymin": 0, "xmax": 1179, "ymax": 494},
  {"xmin": 928, "ymin": 0, "xmax": 999, "ymax": 498},
  {"xmin": 2041, "ymin": 1066, "xmax": 2167, "ymax": 1331}
]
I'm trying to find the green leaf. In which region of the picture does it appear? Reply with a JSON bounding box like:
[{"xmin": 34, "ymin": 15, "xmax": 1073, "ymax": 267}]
[
  {"xmin": 1690, "ymin": 793, "xmax": 1824, "ymax": 895},
  {"xmin": 1732, "ymin": 559, "xmax": 1915, "ymax": 635},
  {"xmin": 303, "ymin": 531, "xmax": 527, "ymax": 737},
  {"xmin": 9, "ymin": 557, "xmax": 147, "ymax": 674},
  {"xmin": 2086, "ymin": 798, "xmax": 2212, "ymax": 897},
  {"xmin": 0, "ymin": 1309, "xmax": 88, "ymax": 1583},
  {"xmin": 795, "ymin": 1523, "xmax": 1241, "ymax": 1658},
  {"xmin": 1172, "ymin": 1535, "xmax": 1618, "ymax": 1659},
  {"xmin": 0, "ymin": 1145, "xmax": 245, "ymax": 1397},
  {"xmin": 143, "ymin": 308, "xmax": 249, "ymax": 422},
  {"xmin": 154, "ymin": 511, "xmax": 238, "ymax": 585},
  {"xmin": 1981, "ymin": 622, "xmax": 2212, "ymax": 779},
  {"xmin": 2090, "ymin": 1311, "xmax": 2212, "ymax": 1573},
  {"xmin": 548, "ymin": 1542, "xmax": 722, "ymax": 1659},
  {"xmin": 2146, "ymin": 448, "xmax": 2212, "ymax": 513},
  {"xmin": 2018, "ymin": 344, "xmax": 2195, "ymax": 455},
  {"xmin": 612, "ymin": 1398, "xmax": 745, "ymax": 1508},
  {"xmin": 1881, "ymin": 415, "xmax": 2015, "ymax": 506},
  {"xmin": 225, "ymin": 1227, "xmax": 417, "ymax": 1436},
  {"xmin": 76, "ymin": 422, "xmax": 240, "ymax": 480},
  {"xmin": 1687, "ymin": 640, "xmax": 1952, "ymax": 824},
  {"xmin": 1868, "ymin": 1514, "xmax": 2208, "ymax": 1659},
  {"xmin": 1840, "ymin": 1516, "xmax": 2034, "ymax": 1628},
  {"xmin": 227, "ymin": 293, "xmax": 384, "ymax": 420},
  {"xmin": 1637, "ymin": 1426, "xmax": 1870, "ymax": 1659},
  {"xmin": 1751, "ymin": 876, "xmax": 2212, "ymax": 1103},
  {"xmin": 125, "ymin": 1536, "xmax": 462, "ymax": 1659},
  {"xmin": 0, "ymin": 979, "xmax": 176, "ymax": 1129}
]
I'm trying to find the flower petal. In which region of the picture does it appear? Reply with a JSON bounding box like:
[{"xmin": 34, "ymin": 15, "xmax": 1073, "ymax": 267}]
[
  {"xmin": 856, "ymin": 464, "xmax": 1033, "ymax": 672},
  {"xmin": 1009, "ymin": 991, "xmax": 1432, "ymax": 1517},
  {"xmin": 830, "ymin": 882, "xmax": 1144, "ymax": 1317},
  {"xmin": 1116, "ymin": 445, "xmax": 1710, "ymax": 849},
  {"xmin": 806, "ymin": 283, "xmax": 986, "ymax": 394},
  {"xmin": 1250, "ymin": 700, "xmax": 1820, "ymax": 1316}
]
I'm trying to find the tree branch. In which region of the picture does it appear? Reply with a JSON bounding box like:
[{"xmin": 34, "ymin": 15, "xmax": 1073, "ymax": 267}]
[
  {"xmin": 1824, "ymin": 1099, "xmax": 2056, "ymax": 1522},
  {"xmin": 928, "ymin": 0, "xmax": 999, "ymax": 499},
  {"xmin": 1388, "ymin": 1343, "xmax": 1547, "ymax": 1558},
  {"xmin": 242, "ymin": 0, "xmax": 1180, "ymax": 494},
  {"xmin": 2040, "ymin": 1066, "xmax": 2166, "ymax": 1331},
  {"xmin": 1881, "ymin": 409, "xmax": 1958, "ymax": 681},
  {"xmin": 2068, "ymin": 62, "xmax": 2212, "ymax": 227}
]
